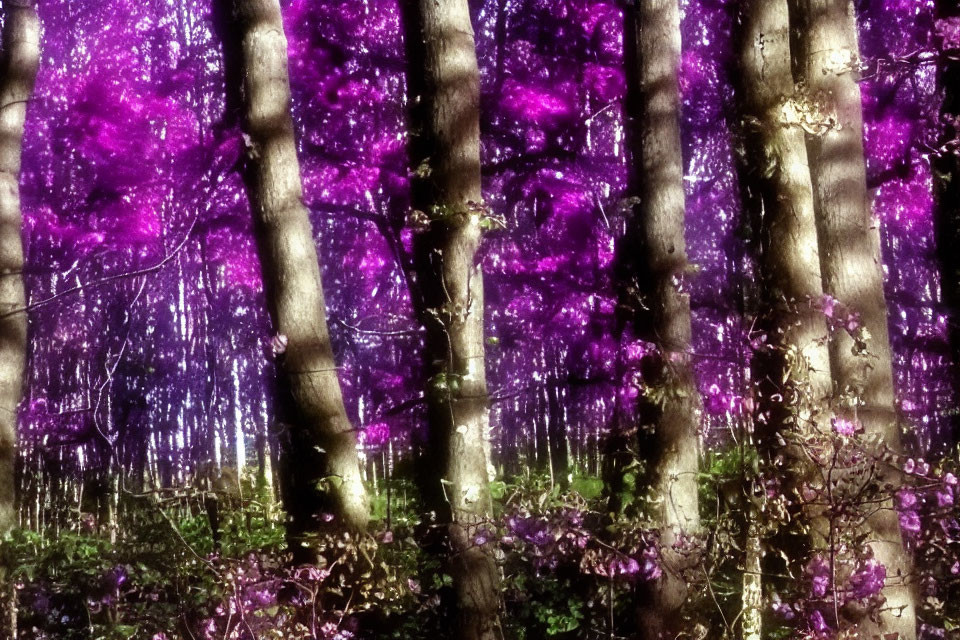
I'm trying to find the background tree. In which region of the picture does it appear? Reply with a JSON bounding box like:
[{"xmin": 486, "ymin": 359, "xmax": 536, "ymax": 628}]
[
  {"xmin": 0, "ymin": 0, "xmax": 39, "ymax": 632},
  {"xmin": 404, "ymin": 0, "xmax": 501, "ymax": 638},
  {"xmin": 621, "ymin": 0, "xmax": 703, "ymax": 637},
  {"xmin": 217, "ymin": 0, "xmax": 369, "ymax": 546},
  {"xmin": 791, "ymin": 0, "xmax": 918, "ymax": 636},
  {"xmin": 934, "ymin": 0, "xmax": 960, "ymax": 446}
]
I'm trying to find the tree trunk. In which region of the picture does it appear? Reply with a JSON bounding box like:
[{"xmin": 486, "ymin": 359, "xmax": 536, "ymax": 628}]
[
  {"xmin": 217, "ymin": 0, "xmax": 369, "ymax": 543},
  {"xmin": 934, "ymin": 0, "xmax": 960, "ymax": 450},
  {"xmin": 791, "ymin": 1, "xmax": 917, "ymax": 637},
  {"xmin": 736, "ymin": 0, "xmax": 838, "ymax": 631},
  {"xmin": 623, "ymin": 1, "xmax": 702, "ymax": 637},
  {"xmin": 0, "ymin": 1, "xmax": 39, "ymax": 636},
  {"xmin": 534, "ymin": 384, "xmax": 551, "ymax": 476},
  {"xmin": 739, "ymin": 0, "xmax": 834, "ymax": 466},
  {"xmin": 404, "ymin": 1, "xmax": 500, "ymax": 639},
  {"xmin": 547, "ymin": 379, "xmax": 569, "ymax": 489},
  {"xmin": 741, "ymin": 515, "xmax": 763, "ymax": 640}
]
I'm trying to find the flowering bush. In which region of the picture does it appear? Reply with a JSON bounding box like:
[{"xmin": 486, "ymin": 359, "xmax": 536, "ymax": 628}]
[{"xmin": 6, "ymin": 445, "xmax": 959, "ymax": 640}]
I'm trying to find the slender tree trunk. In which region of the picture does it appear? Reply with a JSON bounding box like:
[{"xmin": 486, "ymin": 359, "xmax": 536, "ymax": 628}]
[
  {"xmin": 216, "ymin": 0, "xmax": 369, "ymax": 543},
  {"xmin": 534, "ymin": 385, "xmax": 551, "ymax": 476},
  {"xmin": 0, "ymin": 1, "xmax": 39, "ymax": 635},
  {"xmin": 404, "ymin": 1, "xmax": 500, "ymax": 638},
  {"xmin": 742, "ymin": 515, "xmax": 763, "ymax": 640},
  {"xmin": 547, "ymin": 378, "xmax": 569, "ymax": 489},
  {"xmin": 735, "ymin": 4, "xmax": 839, "ymax": 631},
  {"xmin": 739, "ymin": 0, "xmax": 833, "ymax": 471},
  {"xmin": 934, "ymin": 0, "xmax": 960, "ymax": 449},
  {"xmin": 791, "ymin": 1, "xmax": 917, "ymax": 637},
  {"xmin": 623, "ymin": 2, "xmax": 702, "ymax": 637}
]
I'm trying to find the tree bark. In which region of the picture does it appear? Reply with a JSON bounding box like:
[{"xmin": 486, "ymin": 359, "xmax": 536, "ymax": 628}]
[
  {"xmin": 791, "ymin": 1, "xmax": 917, "ymax": 637},
  {"xmin": 217, "ymin": 0, "xmax": 369, "ymax": 543},
  {"xmin": 623, "ymin": 1, "xmax": 702, "ymax": 637},
  {"xmin": 739, "ymin": 0, "xmax": 834, "ymax": 462},
  {"xmin": 736, "ymin": 0, "xmax": 838, "ymax": 633},
  {"xmin": 547, "ymin": 378, "xmax": 569, "ymax": 489},
  {"xmin": 0, "ymin": 1, "xmax": 39, "ymax": 636},
  {"xmin": 404, "ymin": 1, "xmax": 500, "ymax": 639}
]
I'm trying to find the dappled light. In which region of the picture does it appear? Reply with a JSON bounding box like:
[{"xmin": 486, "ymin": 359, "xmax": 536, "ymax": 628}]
[{"xmin": 0, "ymin": 0, "xmax": 956, "ymax": 638}]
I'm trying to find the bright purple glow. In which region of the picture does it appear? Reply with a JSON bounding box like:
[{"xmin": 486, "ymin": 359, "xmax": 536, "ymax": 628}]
[{"xmin": 11, "ymin": 0, "xmax": 954, "ymax": 503}]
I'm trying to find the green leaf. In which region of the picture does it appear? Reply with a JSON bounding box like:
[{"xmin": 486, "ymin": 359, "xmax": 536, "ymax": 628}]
[{"xmin": 570, "ymin": 476, "xmax": 603, "ymax": 500}]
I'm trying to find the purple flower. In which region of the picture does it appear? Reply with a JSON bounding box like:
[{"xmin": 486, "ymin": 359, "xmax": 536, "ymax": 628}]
[
  {"xmin": 896, "ymin": 489, "xmax": 918, "ymax": 510},
  {"xmin": 920, "ymin": 623, "xmax": 947, "ymax": 640},
  {"xmin": 770, "ymin": 595, "xmax": 795, "ymax": 621},
  {"xmin": 848, "ymin": 558, "xmax": 886, "ymax": 600},
  {"xmin": 808, "ymin": 610, "xmax": 830, "ymax": 634},
  {"xmin": 936, "ymin": 487, "xmax": 955, "ymax": 509},
  {"xmin": 619, "ymin": 557, "xmax": 640, "ymax": 576},
  {"xmin": 805, "ymin": 555, "xmax": 831, "ymax": 598},
  {"xmin": 821, "ymin": 295, "xmax": 837, "ymax": 318},
  {"xmin": 563, "ymin": 508, "xmax": 584, "ymax": 527},
  {"xmin": 899, "ymin": 510, "xmax": 921, "ymax": 534},
  {"xmin": 831, "ymin": 417, "xmax": 858, "ymax": 436},
  {"xmin": 639, "ymin": 546, "xmax": 662, "ymax": 582}
]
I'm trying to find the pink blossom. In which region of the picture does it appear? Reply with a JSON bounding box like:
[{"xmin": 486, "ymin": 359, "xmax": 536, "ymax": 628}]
[
  {"xmin": 821, "ymin": 295, "xmax": 837, "ymax": 318},
  {"xmin": 896, "ymin": 489, "xmax": 918, "ymax": 510},
  {"xmin": 848, "ymin": 558, "xmax": 886, "ymax": 600},
  {"xmin": 831, "ymin": 417, "xmax": 859, "ymax": 437},
  {"xmin": 899, "ymin": 511, "xmax": 921, "ymax": 534},
  {"xmin": 936, "ymin": 487, "xmax": 954, "ymax": 509},
  {"xmin": 805, "ymin": 555, "xmax": 830, "ymax": 598}
]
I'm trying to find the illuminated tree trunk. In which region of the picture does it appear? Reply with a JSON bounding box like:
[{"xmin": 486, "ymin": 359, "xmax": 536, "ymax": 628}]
[
  {"xmin": 792, "ymin": 1, "xmax": 917, "ymax": 637},
  {"xmin": 740, "ymin": 0, "xmax": 833, "ymax": 473},
  {"xmin": 218, "ymin": 0, "xmax": 369, "ymax": 541},
  {"xmin": 736, "ymin": 2, "xmax": 836, "ymax": 632},
  {"xmin": 547, "ymin": 378, "xmax": 569, "ymax": 488},
  {"xmin": 405, "ymin": 1, "xmax": 500, "ymax": 639},
  {"xmin": 624, "ymin": 1, "xmax": 702, "ymax": 637},
  {"xmin": 934, "ymin": 0, "xmax": 960, "ymax": 448},
  {"xmin": 0, "ymin": 1, "xmax": 39, "ymax": 634}
]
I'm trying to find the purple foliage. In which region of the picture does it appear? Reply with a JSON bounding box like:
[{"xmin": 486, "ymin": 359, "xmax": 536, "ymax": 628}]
[
  {"xmin": 16, "ymin": 0, "xmax": 953, "ymax": 484},
  {"xmin": 10, "ymin": 0, "xmax": 959, "ymax": 635}
]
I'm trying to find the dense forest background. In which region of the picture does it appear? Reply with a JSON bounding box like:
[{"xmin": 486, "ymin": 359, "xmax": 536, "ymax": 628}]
[{"xmin": 0, "ymin": 0, "xmax": 957, "ymax": 638}]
